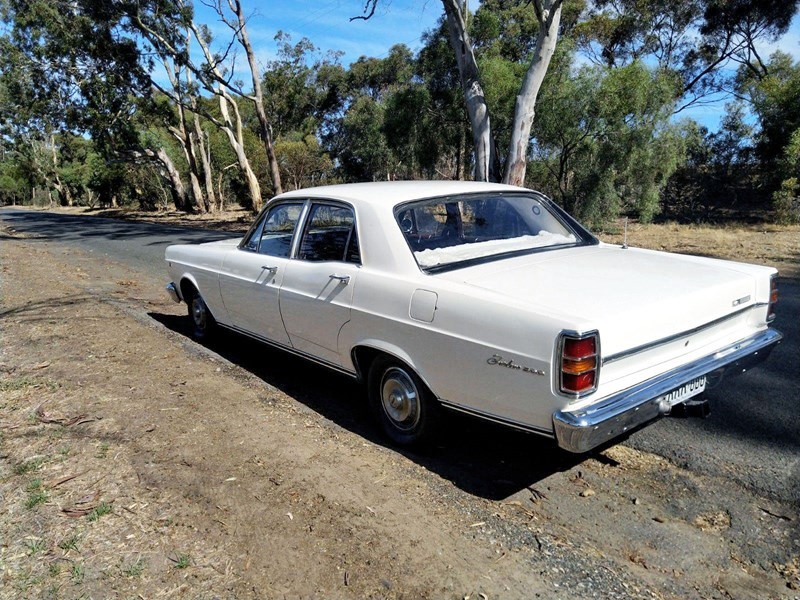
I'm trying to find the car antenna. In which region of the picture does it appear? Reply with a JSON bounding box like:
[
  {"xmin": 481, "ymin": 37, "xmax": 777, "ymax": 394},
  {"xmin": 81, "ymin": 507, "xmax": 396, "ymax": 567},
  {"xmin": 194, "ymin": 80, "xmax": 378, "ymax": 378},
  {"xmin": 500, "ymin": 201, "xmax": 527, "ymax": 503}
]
[{"xmin": 622, "ymin": 217, "xmax": 628, "ymax": 249}]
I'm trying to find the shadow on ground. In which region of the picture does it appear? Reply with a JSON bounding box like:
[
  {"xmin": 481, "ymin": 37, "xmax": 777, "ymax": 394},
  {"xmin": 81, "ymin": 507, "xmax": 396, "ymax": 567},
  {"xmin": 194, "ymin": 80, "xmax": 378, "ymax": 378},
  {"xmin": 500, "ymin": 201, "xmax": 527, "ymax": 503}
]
[
  {"xmin": 149, "ymin": 311, "xmax": 586, "ymax": 501},
  {"xmin": 0, "ymin": 208, "xmax": 232, "ymax": 244}
]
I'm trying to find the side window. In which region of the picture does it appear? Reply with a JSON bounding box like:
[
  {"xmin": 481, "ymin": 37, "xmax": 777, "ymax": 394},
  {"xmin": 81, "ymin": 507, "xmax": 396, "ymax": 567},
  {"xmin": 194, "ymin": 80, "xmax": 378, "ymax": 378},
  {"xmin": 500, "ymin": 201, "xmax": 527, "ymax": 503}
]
[
  {"xmin": 241, "ymin": 212, "xmax": 268, "ymax": 252},
  {"xmin": 258, "ymin": 203, "xmax": 303, "ymax": 257},
  {"xmin": 299, "ymin": 204, "xmax": 360, "ymax": 263}
]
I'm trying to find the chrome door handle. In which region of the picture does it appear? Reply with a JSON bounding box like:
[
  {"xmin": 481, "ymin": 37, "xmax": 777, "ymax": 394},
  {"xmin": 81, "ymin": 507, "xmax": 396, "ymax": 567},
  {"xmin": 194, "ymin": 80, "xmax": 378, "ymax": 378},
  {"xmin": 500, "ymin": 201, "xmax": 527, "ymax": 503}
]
[
  {"xmin": 261, "ymin": 265, "xmax": 278, "ymax": 272},
  {"xmin": 329, "ymin": 274, "xmax": 350, "ymax": 284}
]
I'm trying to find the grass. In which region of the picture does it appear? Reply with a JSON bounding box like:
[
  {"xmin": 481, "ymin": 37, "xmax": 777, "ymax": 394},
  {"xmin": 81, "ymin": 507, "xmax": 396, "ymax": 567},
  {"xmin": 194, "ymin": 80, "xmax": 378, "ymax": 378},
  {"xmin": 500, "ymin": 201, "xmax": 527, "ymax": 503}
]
[
  {"xmin": 58, "ymin": 534, "xmax": 80, "ymax": 553},
  {"xmin": 13, "ymin": 456, "xmax": 46, "ymax": 475},
  {"xmin": 25, "ymin": 480, "xmax": 49, "ymax": 509},
  {"xmin": 87, "ymin": 502, "xmax": 112, "ymax": 522},
  {"xmin": 121, "ymin": 557, "xmax": 146, "ymax": 578},
  {"xmin": 24, "ymin": 538, "xmax": 46, "ymax": 556},
  {"xmin": 95, "ymin": 443, "xmax": 109, "ymax": 459},
  {"xmin": 173, "ymin": 554, "xmax": 191, "ymax": 569},
  {"xmin": 0, "ymin": 376, "xmax": 58, "ymax": 393},
  {"xmin": 0, "ymin": 376, "xmax": 39, "ymax": 392},
  {"xmin": 70, "ymin": 563, "xmax": 84, "ymax": 584}
]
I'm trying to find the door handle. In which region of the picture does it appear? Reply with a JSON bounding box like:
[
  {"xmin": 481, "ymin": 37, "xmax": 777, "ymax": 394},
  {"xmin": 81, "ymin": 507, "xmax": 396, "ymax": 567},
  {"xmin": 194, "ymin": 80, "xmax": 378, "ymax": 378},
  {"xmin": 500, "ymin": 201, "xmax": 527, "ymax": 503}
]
[
  {"xmin": 261, "ymin": 265, "xmax": 278, "ymax": 272},
  {"xmin": 329, "ymin": 274, "xmax": 350, "ymax": 284}
]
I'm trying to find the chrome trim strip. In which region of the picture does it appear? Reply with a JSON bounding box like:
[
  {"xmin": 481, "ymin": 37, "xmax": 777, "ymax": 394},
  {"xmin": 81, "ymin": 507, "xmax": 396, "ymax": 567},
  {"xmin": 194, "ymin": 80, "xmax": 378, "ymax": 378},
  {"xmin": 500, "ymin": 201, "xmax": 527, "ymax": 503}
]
[
  {"xmin": 439, "ymin": 400, "xmax": 554, "ymax": 437},
  {"xmin": 553, "ymin": 327, "xmax": 782, "ymax": 453},
  {"xmin": 218, "ymin": 323, "xmax": 358, "ymax": 379},
  {"xmin": 602, "ymin": 303, "xmax": 767, "ymax": 365}
]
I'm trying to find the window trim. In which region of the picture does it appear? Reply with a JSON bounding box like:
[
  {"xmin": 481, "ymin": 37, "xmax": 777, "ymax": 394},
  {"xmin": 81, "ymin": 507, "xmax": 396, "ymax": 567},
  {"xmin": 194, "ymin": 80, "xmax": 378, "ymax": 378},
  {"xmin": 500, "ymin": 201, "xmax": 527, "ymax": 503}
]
[
  {"xmin": 237, "ymin": 200, "xmax": 307, "ymax": 257},
  {"xmin": 296, "ymin": 199, "xmax": 361, "ymax": 265},
  {"xmin": 393, "ymin": 191, "xmax": 598, "ymax": 274}
]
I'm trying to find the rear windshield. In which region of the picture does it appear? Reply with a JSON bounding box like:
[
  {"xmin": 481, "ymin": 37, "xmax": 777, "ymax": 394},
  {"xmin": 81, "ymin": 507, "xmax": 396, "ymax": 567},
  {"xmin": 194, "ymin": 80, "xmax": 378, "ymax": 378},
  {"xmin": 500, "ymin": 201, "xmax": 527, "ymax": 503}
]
[{"xmin": 395, "ymin": 193, "xmax": 583, "ymax": 272}]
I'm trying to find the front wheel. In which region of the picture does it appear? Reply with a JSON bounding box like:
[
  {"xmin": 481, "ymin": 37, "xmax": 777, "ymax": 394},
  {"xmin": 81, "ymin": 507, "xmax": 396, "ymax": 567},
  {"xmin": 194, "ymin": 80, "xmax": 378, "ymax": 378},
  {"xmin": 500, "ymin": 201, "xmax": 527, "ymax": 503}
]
[
  {"xmin": 186, "ymin": 286, "xmax": 215, "ymax": 340},
  {"xmin": 368, "ymin": 357, "xmax": 439, "ymax": 446}
]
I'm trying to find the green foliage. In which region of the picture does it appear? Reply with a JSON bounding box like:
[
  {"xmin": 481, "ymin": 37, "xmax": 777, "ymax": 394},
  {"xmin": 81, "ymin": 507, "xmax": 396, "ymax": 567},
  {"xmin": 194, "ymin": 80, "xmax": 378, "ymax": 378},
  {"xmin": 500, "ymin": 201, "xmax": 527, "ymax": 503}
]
[
  {"xmin": 528, "ymin": 56, "xmax": 682, "ymax": 224},
  {"xmin": 87, "ymin": 501, "xmax": 112, "ymax": 521},
  {"xmin": 773, "ymin": 177, "xmax": 799, "ymax": 224},
  {"xmin": 275, "ymin": 135, "xmax": 333, "ymax": 190},
  {"xmin": 740, "ymin": 52, "xmax": 800, "ymax": 166},
  {"xmin": 121, "ymin": 557, "xmax": 146, "ymax": 578},
  {"xmin": 58, "ymin": 534, "xmax": 80, "ymax": 553},
  {"xmin": 13, "ymin": 456, "xmax": 46, "ymax": 475},
  {"xmin": 24, "ymin": 538, "xmax": 46, "ymax": 556},
  {"xmin": 173, "ymin": 554, "xmax": 191, "ymax": 569},
  {"xmin": 0, "ymin": 0, "xmax": 796, "ymax": 222},
  {"xmin": 334, "ymin": 95, "xmax": 393, "ymax": 181},
  {"xmin": 263, "ymin": 31, "xmax": 345, "ymax": 139},
  {"xmin": 25, "ymin": 481, "xmax": 49, "ymax": 509}
]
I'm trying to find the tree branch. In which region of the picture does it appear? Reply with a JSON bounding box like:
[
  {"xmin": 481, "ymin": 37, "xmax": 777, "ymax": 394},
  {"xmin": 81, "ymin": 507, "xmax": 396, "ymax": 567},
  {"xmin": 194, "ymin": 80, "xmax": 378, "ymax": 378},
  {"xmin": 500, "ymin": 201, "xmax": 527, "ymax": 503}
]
[{"xmin": 350, "ymin": 0, "xmax": 378, "ymax": 21}]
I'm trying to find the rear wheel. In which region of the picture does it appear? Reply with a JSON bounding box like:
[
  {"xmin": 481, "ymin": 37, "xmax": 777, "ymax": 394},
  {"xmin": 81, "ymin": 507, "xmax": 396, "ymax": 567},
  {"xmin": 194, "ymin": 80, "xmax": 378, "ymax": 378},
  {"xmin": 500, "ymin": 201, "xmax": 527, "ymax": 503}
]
[
  {"xmin": 368, "ymin": 356, "xmax": 439, "ymax": 446},
  {"xmin": 186, "ymin": 286, "xmax": 215, "ymax": 340}
]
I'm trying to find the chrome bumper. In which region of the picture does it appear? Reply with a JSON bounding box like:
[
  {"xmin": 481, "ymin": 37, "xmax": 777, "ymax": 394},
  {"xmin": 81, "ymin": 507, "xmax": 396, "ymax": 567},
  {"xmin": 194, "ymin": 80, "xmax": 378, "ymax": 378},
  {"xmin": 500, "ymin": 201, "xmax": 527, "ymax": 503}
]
[
  {"xmin": 166, "ymin": 282, "xmax": 181, "ymax": 303},
  {"xmin": 553, "ymin": 328, "xmax": 782, "ymax": 453}
]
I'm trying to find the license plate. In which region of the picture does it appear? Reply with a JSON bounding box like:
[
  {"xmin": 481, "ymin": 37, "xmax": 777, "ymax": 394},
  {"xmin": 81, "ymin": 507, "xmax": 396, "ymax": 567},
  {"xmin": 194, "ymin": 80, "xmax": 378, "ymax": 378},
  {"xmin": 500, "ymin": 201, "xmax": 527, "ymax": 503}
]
[{"xmin": 657, "ymin": 376, "xmax": 707, "ymax": 407}]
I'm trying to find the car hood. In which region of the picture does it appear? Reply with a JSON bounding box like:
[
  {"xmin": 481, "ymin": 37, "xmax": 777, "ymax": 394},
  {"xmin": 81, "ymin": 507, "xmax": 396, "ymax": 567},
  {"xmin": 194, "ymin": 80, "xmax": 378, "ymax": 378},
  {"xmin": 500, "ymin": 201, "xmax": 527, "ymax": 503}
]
[{"xmin": 442, "ymin": 244, "xmax": 765, "ymax": 355}]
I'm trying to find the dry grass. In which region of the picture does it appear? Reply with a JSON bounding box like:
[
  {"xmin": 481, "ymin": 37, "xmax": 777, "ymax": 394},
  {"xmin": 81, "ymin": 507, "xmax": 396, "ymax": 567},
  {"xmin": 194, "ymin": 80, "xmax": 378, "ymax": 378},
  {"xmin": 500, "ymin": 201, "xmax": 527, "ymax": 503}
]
[{"xmin": 598, "ymin": 221, "xmax": 800, "ymax": 278}]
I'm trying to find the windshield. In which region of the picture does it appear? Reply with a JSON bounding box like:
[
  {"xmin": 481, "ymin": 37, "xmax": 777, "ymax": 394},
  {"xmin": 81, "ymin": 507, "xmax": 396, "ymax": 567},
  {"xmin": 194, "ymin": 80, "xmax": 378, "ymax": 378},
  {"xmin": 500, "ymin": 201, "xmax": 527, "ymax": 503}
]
[{"xmin": 395, "ymin": 193, "xmax": 582, "ymax": 271}]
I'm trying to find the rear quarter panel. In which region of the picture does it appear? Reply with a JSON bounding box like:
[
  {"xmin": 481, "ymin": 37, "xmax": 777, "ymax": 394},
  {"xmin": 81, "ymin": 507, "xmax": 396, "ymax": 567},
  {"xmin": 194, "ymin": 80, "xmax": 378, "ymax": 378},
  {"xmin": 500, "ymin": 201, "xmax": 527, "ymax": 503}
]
[{"xmin": 340, "ymin": 269, "xmax": 584, "ymax": 434}]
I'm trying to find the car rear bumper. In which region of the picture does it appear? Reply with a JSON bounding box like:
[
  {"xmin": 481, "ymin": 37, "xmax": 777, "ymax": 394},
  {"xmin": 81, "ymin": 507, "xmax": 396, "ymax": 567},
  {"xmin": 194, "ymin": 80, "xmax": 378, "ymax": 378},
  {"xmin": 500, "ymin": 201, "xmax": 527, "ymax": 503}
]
[
  {"xmin": 166, "ymin": 282, "xmax": 181, "ymax": 303},
  {"xmin": 552, "ymin": 328, "xmax": 782, "ymax": 453}
]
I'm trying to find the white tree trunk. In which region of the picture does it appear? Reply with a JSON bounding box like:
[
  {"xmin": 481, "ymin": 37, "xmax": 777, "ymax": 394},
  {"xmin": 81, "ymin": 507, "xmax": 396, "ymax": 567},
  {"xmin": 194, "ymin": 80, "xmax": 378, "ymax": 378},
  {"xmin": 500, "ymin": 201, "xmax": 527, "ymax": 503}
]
[
  {"xmin": 148, "ymin": 147, "xmax": 188, "ymax": 211},
  {"xmin": 194, "ymin": 113, "xmax": 217, "ymax": 211},
  {"xmin": 503, "ymin": 0, "xmax": 563, "ymax": 186},
  {"xmin": 218, "ymin": 88, "xmax": 263, "ymax": 211},
  {"xmin": 228, "ymin": 0, "xmax": 283, "ymax": 195},
  {"xmin": 441, "ymin": 0, "xmax": 498, "ymax": 182}
]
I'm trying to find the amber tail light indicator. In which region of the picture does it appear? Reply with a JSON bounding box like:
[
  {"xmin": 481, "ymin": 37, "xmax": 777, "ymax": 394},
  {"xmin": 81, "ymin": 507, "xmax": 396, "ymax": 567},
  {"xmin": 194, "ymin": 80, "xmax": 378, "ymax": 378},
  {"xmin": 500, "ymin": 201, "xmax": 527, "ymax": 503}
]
[
  {"xmin": 558, "ymin": 331, "xmax": 600, "ymax": 397},
  {"xmin": 768, "ymin": 275, "xmax": 778, "ymax": 323}
]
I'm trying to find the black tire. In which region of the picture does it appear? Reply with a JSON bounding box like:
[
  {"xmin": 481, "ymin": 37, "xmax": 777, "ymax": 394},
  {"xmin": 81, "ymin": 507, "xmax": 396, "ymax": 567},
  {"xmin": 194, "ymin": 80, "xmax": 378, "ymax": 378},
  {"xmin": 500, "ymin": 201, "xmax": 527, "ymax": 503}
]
[
  {"xmin": 368, "ymin": 356, "xmax": 440, "ymax": 446},
  {"xmin": 186, "ymin": 286, "xmax": 216, "ymax": 340}
]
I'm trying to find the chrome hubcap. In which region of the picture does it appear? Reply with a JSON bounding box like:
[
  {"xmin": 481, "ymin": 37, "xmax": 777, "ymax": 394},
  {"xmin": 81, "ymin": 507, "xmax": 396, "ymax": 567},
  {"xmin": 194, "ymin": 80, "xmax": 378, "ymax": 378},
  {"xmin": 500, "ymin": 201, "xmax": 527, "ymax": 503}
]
[
  {"xmin": 380, "ymin": 368, "xmax": 420, "ymax": 431},
  {"xmin": 192, "ymin": 297, "xmax": 207, "ymax": 330}
]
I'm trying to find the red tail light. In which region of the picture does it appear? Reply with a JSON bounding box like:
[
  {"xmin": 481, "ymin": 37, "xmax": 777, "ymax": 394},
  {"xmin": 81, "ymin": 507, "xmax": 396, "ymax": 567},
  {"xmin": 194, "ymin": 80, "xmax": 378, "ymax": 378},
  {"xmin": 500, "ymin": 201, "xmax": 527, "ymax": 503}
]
[
  {"xmin": 768, "ymin": 275, "xmax": 778, "ymax": 323},
  {"xmin": 559, "ymin": 331, "xmax": 599, "ymax": 397}
]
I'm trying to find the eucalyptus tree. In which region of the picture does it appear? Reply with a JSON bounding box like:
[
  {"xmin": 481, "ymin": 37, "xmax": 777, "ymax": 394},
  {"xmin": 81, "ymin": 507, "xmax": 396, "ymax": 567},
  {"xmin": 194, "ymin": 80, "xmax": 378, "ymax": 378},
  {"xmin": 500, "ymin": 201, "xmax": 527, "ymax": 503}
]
[
  {"xmin": 355, "ymin": 0, "xmax": 567, "ymax": 185},
  {"xmin": 574, "ymin": 0, "xmax": 799, "ymax": 111}
]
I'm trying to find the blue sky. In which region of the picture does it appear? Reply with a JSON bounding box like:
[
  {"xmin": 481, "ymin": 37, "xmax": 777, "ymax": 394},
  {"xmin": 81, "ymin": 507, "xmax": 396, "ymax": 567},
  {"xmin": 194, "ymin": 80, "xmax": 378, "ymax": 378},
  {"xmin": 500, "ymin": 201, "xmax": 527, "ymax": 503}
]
[{"xmin": 193, "ymin": 1, "xmax": 800, "ymax": 131}]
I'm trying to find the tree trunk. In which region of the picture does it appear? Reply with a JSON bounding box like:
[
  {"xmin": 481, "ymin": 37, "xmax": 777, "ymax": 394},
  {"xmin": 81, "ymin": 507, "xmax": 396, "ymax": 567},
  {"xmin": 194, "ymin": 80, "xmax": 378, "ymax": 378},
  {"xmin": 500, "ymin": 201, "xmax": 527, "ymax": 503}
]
[
  {"xmin": 49, "ymin": 135, "xmax": 73, "ymax": 206},
  {"xmin": 218, "ymin": 88, "xmax": 263, "ymax": 211},
  {"xmin": 442, "ymin": 0, "xmax": 499, "ymax": 182},
  {"xmin": 194, "ymin": 113, "xmax": 217, "ymax": 211},
  {"xmin": 186, "ymin": 20, "xmax": 263, "ymax": 211},
  {"xmin": 230, "ymin": 0, "xmax": 283, "ymax": 195},
  {"xmin": 502, "ymin": 0, "xmax": 563, "ymax": 187},
  {"xmin": 149, "ymin": 147, "xmax": 188, "ymax": 211}
]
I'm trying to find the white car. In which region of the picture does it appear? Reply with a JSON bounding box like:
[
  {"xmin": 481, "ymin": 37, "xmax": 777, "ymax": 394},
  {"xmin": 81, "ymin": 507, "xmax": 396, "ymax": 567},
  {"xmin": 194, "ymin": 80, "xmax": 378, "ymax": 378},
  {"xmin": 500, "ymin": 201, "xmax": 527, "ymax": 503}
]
[{"xmin": 165, "ymin": 181, "xmax": 782, "ymax": 452}]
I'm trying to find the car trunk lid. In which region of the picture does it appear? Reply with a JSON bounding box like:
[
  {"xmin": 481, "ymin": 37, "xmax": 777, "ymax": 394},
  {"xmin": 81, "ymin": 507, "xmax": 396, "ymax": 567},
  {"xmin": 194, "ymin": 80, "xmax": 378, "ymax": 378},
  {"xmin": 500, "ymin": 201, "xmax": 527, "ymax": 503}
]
[{"xmin": 444, "ymin": 245, "xmax": 761, "ymax": 361}]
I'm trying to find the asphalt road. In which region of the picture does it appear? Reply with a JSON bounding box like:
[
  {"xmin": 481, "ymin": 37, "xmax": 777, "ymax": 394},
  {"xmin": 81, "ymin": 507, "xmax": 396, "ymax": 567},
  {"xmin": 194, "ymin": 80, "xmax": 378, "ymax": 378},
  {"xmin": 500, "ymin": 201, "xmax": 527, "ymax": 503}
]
[{"xmin": 2, "ymin": 207, "xmax": 798, "ymax": 503}]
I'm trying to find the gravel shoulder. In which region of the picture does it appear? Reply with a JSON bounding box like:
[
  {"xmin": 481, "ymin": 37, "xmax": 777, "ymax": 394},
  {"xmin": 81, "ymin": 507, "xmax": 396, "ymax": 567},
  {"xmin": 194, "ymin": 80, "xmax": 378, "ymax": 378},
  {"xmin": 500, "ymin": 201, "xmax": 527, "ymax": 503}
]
[{"xmin": 0, "ymin": 221, "xmax": 798, "ymax": 599}]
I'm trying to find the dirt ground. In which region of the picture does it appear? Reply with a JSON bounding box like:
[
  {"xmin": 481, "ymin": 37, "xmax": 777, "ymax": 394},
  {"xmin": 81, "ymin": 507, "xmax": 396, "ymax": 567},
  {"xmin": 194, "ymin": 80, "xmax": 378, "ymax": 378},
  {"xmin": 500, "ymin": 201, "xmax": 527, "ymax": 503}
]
[{"xmin": 1, "ymin": 215, "xmax": 798, "ymax": 599}]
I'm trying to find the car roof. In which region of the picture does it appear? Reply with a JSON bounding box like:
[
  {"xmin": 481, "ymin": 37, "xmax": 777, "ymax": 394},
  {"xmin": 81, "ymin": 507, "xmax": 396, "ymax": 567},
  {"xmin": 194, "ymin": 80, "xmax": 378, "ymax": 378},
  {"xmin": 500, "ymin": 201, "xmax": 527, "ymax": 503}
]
[{"xmin": 272, "ymin": 180, "xmax": 531, "ymax": 206}]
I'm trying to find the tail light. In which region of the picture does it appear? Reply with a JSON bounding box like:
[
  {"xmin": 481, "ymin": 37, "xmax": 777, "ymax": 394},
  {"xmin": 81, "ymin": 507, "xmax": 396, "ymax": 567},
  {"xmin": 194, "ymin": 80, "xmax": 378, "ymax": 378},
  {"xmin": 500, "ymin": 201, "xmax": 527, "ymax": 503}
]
[
  {"xmin": 767, "ymin": 275, "xmax": 778, "ymax": 323},
  {"xmin": 558, "ymin": 331, "xmax": 599, "ymax": 397}
]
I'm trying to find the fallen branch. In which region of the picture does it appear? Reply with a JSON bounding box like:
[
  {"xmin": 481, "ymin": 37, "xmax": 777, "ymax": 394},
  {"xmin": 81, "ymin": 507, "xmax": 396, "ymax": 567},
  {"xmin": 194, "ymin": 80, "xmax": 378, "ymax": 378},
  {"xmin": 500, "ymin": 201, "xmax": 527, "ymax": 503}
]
[{"xmin": 47, "ymin": 471, "xmax": 87, "ymax": 489}]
